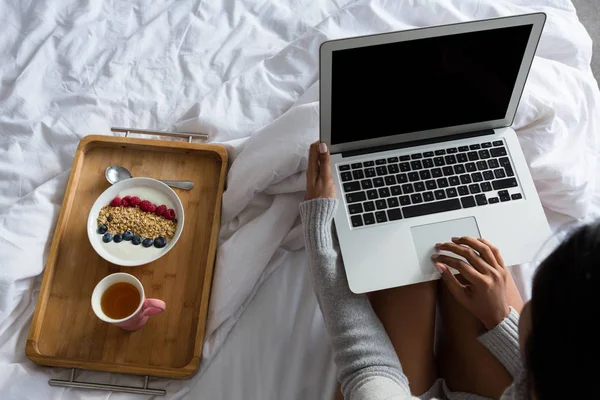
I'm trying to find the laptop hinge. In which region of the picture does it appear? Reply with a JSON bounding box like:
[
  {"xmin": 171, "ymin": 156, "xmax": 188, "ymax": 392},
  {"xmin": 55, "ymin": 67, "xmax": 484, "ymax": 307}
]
[{"xmin": 340, "ymin": 129, "xmax": 495, "ymax": 158}]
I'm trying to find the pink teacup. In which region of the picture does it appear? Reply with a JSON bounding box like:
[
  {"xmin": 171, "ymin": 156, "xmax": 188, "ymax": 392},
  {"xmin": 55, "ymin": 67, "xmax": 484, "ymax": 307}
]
[{"xmin": 91, "ymin": 273, "xmax": 166, "ymax": 332}]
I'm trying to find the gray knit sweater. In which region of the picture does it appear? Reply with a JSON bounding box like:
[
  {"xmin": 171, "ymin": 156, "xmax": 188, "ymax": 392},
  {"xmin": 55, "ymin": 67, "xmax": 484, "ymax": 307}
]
[{"xmin": 299, "ymin": 199, "xmax": 529, "ymax": 400}]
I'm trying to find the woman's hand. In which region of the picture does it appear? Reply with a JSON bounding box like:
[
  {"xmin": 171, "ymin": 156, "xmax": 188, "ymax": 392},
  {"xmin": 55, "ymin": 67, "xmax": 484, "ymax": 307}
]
[
  {"xmin": 305, "ymin": 141, "xmax": 337, "ymax": 200},
  {"xmin": 433, "ymin": 237, "xmax": 512, "ymax": 330}
]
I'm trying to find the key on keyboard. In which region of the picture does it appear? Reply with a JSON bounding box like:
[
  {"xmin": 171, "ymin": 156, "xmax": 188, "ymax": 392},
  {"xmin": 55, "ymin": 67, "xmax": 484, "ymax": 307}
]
[{"xmin": 403, "ymin": 199, "xmax": 461, "ymax": 218}]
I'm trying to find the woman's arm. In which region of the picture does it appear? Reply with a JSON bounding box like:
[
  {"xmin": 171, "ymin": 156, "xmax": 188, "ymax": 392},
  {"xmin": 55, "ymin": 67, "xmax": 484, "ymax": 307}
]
[
  {"xmin": 300, "ymin": 198, "xmax": 413, "ymax": 399},
  {"xmin": 479, "ymin": 310, "xmax": 529, "ymax": 400},
  {"xmin": 478, "ymin": 307, "xmax": 522, "ymax": 378},
  {"xmin": 301, "ymin": 141, "xmax": 414, "ymax": 399},
  {"xmin": 434, "ymin": 238, "xmax": 529, "ymax": 399}
]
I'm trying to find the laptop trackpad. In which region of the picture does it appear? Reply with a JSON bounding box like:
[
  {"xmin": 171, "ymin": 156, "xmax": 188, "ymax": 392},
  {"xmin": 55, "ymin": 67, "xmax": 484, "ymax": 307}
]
[{"xmin": 411, "ymin": 217, "xmax": 481, "ymax": 275}]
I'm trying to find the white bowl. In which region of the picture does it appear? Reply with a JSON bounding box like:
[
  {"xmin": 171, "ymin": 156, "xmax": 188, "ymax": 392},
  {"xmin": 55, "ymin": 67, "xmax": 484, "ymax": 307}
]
[{"xmin": 87, "ymin": 177, "xmax": 184, "ymax": 266}]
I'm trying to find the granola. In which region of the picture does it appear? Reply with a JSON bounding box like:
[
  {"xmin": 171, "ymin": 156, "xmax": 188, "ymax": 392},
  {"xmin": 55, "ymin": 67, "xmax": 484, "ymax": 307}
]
[{"xmin": 97, "ymin": 205, "xmax": 177, "ymax": 240}]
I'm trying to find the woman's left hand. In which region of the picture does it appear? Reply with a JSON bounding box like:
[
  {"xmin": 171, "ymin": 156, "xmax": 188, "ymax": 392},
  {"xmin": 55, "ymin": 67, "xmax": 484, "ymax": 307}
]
[{"xmin": 305, "ymin": 141, "xmax": 337, "ymax": 200}]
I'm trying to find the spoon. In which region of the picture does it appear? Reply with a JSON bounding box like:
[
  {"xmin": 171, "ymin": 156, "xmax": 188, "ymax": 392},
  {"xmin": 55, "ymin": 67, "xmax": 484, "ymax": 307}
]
[{"xmin": 105, "ymin": 166, "xmax": 194, "ymax": 190}]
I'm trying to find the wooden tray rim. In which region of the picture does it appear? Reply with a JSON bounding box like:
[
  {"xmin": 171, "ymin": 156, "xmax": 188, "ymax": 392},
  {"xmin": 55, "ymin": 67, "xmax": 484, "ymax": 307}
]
[{"xmin": 26, "ymin": 134, "xmax": 228, "ymax": 379}]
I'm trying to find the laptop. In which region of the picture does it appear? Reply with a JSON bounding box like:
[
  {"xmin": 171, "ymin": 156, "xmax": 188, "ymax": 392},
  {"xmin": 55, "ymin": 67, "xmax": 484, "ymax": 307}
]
[{"xmin": 319, "ymin": 13, "xmax": 554, "ymax": 293}]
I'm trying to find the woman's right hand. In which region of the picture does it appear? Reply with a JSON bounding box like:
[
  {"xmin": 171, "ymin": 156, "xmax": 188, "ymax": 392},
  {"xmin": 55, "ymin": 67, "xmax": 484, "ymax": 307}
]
[
  {"xmin": 305, "ymin": 141, "xmax": 337, "ymax": 200},
  {"xmin": 432, "ymin": 237, "xmax": 512, "ymax": 330}
]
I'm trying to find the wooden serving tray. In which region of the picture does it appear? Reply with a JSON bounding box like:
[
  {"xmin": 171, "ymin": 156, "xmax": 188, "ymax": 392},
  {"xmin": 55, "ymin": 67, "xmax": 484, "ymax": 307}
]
[{"xmin": 26, "ymin": 135, "xmax": 227, "ymax": 378}]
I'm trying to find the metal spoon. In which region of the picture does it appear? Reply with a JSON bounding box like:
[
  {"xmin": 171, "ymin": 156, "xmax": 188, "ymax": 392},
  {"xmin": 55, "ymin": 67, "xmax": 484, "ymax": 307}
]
[{"xmin": 105, "ymin": 166, "xmax": 194, "ymax": 190}]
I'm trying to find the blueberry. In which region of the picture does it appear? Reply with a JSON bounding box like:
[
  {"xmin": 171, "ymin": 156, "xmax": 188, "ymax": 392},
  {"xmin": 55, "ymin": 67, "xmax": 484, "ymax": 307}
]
[
  {"xmin": 142, "ymin": 238, "xmax": 154, "ymax": 248},
  {"xmin": 132, "ymin": 235, "xmax": 142, "ymax": 245},
  {"xmin": 154, "ymin": 236, "xmax": 167, "ymax": 248},
  {"xmin": 97, "ymin": 225, "xmax": 108, "ymax": 234},
  {"xmin": 102, "ymin": 233, "xmax": 113, "ymax": 243},
  {"xmin": 123, "ymin": 230, "xmax": 134, "ymax": 241},
  {"xmin": 113, "ymin": 234, "xmax": 123, "ymax": 243}
]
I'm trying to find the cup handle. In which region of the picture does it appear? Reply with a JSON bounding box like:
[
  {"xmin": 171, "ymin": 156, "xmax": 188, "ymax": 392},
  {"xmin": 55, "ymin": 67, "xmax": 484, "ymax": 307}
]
[{"xmin": 142, "ymin": 298, "xmax": 166, "ymax": 317}]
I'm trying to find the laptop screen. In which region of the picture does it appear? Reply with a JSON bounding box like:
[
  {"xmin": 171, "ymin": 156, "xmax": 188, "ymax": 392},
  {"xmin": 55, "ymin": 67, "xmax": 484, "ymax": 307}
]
[{"xmin": 330, "ymin": 24, "xmax": 533, "ymax": 145}]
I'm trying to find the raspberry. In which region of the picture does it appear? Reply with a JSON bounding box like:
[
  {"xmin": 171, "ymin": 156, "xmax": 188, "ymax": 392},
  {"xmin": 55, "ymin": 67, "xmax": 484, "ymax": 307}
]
[
  {"xmin": 110, "ymin": 197, "xmax": 122, "ymax": 207},
  {"xmin": 147, "ymin": 204, "xmax": 156, "ymax": 213},
  {"xmin": 164, "ymin": 209, "xmax": 176, "ymax": 220},
  {"xmin": 122, "ymin": 196, "xmax": 131, "ymax": 207},
  {"xmin": 139, "ymin": 200, "xmax": 152, "ymax": 212},
  {"xmin": 130, "ymin": 196, "xmax": 141, "ymax": 207},
  {"xmin": 155, "ymin": 205, "xmax": 167, "ymax": 216}
]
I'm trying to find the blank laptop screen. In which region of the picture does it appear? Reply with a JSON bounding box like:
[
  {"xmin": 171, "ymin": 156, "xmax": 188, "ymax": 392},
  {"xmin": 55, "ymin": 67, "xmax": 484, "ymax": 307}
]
[{"xmin": 330, "ymin": 24, "xmax": 533, "ymax": 145}]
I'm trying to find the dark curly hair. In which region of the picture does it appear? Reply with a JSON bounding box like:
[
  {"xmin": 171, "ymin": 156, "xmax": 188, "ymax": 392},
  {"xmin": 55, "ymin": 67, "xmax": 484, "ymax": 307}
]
[{"xmin": 526, "ymin": 222, "xmax": 598, "ymax": 398}]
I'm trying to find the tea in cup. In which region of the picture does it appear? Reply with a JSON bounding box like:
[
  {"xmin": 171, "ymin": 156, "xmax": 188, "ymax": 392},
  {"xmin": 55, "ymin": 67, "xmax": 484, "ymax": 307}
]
[{"xmin": 91, "ymin": 273, "xmax": 165, "ymax": 331}]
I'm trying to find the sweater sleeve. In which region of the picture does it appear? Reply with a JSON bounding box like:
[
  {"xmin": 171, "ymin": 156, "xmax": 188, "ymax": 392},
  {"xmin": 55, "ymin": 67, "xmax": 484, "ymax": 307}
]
[
  {"xmin": 299, "ymin": 199, "xmax": 415, "ymax": 400},
  {"xmin": 478, "ymin": 308, "xmax": 530, "ymax": 400},
  {"xmin": 499, "ymin": 371, "xmax": 530, "ymax": 400},
  {"xmin": 477, "ymin": 307, "xmax": 522, "ymax": 378}
]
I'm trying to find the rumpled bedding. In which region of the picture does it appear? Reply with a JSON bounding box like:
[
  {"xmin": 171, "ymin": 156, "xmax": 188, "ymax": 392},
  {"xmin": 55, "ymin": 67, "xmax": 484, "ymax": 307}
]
[{"xmin": 1, "ymin": 0, "xmax": 599, "ymax": 398}]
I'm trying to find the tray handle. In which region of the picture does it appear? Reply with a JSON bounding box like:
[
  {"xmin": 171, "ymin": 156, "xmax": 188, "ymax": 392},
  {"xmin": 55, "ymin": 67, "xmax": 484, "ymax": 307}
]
[
  {"xmin": 49, "ymin": 369, "xmax": 166, "ymax": 396},
  {"xmin": 111, "ymin": 127, "xmax": 209, "ymax": 143}
]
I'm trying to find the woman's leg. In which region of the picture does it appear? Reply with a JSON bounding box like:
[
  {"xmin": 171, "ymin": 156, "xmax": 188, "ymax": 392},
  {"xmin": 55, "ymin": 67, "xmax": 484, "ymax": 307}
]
[
  {"xmin": 335, "ymin": 386, "xmax": 344, "ymax": 400},
  {"xmin": 369, "ymin": 280, "xmax": 438, "ymax": 395},
  {"xmin": 437, "ymin": 271, "xmax": 524, "ymax": 399}
]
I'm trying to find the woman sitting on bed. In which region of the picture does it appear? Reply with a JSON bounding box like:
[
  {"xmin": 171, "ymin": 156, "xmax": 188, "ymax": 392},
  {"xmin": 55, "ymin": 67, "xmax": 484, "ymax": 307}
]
[{"xmin": 301, "ymin": 141, "xmax": 595, "ymax": 400}]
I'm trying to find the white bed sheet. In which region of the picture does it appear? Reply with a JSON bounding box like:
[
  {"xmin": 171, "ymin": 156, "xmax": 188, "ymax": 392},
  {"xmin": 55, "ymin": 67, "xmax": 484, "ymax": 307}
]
[{"xmin": 1, "ymin": 0, "xmax": 599, "ymax": 399}]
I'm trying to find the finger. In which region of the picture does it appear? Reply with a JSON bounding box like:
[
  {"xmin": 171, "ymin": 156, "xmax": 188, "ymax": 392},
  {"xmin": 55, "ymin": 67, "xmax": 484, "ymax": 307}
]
[
  {"xmin": 451, "ymin": 237, "xmax": 499, "ymax": 269},
  {"xmin": 436, "ymin": 242, "xmax": 490, "ymax": 274},
  {"xmin": 435, "ymin": 262, "xmax": 468, "ymax": 301},
  {"xmin": 477, "ymin": 237, "xmax": 505, "ymax": 267},
  {"xmin": 306, "ymin": 141, "xmax": 320, "ymax": 185},
  {"xmin": 318, "ymin": 142, "xmax": 332, "ymax": 181},
  {"xmin": 433, "ymin": 254, "xmax": 485, "ymax": 284}
]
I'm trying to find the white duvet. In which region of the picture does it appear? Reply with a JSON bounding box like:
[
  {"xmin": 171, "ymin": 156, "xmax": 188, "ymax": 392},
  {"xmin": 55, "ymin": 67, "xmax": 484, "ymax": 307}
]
[{"xmin": 0, "ymin": 0, "xmax": 599, "ymax": 399}]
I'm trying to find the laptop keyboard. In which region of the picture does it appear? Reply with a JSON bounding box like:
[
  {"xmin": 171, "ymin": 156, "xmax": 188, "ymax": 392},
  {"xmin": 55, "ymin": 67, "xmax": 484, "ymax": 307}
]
[{"xmin": 338, "ymin": 140, "xmax": 523, "ymax": 228}]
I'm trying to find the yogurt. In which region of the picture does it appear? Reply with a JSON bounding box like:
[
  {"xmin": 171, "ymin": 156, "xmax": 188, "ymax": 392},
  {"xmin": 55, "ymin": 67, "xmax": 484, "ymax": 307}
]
[{"xmin": 99, "ymin": 187, "xmax": 177, "ymax": 262}]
